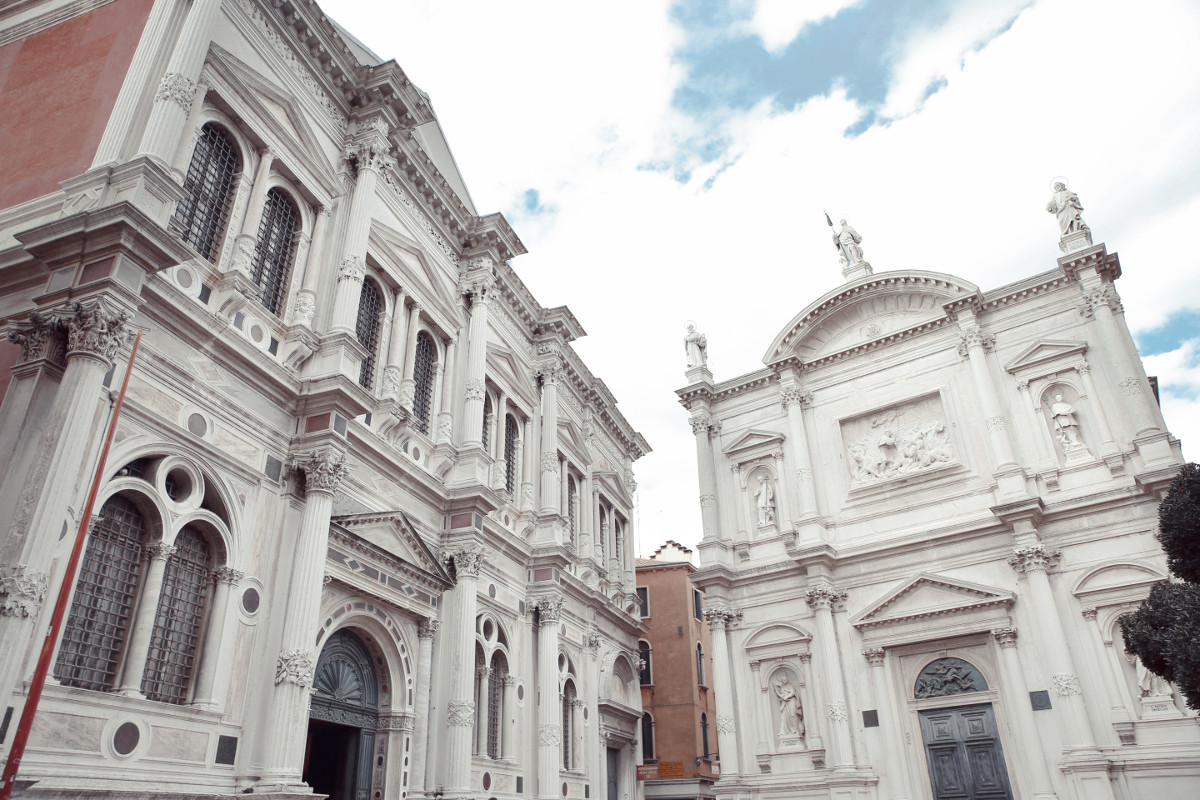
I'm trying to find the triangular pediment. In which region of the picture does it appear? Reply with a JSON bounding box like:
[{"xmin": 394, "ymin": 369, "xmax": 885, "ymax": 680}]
[
  {"xmin": 852, "ymin": 573, "xmax": 1014, "ymax": 630},
  {"xmin": 723, "ymin": 428, "xmax": 785, "ymax": 458},
  {"xmin": 1004, "ymin": 339, "xmax": 1088, "ymax": 375},
  {"xmin": 368, "ymin": 223, "xmax": 460, "ymax": 321},
  {"xmin": 331, "ymin": 511, "xmax": 452, "ymax": 585}
]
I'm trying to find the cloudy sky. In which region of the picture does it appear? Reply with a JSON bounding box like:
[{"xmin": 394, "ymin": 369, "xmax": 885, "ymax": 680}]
[{"xmin": 322, "ymin": 0, "xmax": 1200, "ymax": 557}]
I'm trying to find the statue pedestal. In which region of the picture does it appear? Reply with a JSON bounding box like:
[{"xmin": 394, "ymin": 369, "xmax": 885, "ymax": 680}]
[
  {"xmin": 1059, "ymin": 228, "xmax": 1093, "ymax": 254},
  {"xmin": 1140, "ymin": 694, "xmax": 1183, "ymax": 719},
  {"xmin": 1063, "ymin": 442, "xmax": 1093, "ymax": 466},
  {"xmin": 777, "ymin": 734, "xmax": 806, "ymax": 751},
  {"xmin": 685, "ymin": 365, "xmax": 713, "ymax": 384},
  {"xmin": 841, "ymin": 259, "xmax": 873, "ymax": 281}
]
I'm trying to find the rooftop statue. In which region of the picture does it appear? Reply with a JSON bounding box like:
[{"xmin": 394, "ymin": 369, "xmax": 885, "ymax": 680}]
[
  {"xmin": 684, "ymin": 323, "xmax": 707, "ymax": 369},
  {"xmin": 1046, "ymin": 179, "xmax": 1093, "ymax": 253}
]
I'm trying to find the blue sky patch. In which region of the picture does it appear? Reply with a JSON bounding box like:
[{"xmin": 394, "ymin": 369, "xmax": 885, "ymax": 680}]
[{"xmin": 1136, "ymin": 308, "xmax": 1200, "ymax": 356}]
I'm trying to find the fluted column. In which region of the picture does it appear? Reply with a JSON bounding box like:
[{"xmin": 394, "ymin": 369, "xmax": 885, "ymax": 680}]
[
  {"xmin": 592, "ymin": 490, "xmax": 603, "ymax": 561},
  {"xmin": 779, "ymin": 381, "xmax": 818, "ymax": 518},
  {"xmin": 502, "ymin": 674, "xmax": 518, "ymax": 760},
  {"xmin": 1016, "ymin": 379, "xmax": 1059, "ymax": 471},
  {"xmin": 445, "ymin": 548, "xmax": 484, "ymax": 798},
  {"xmin": 771, "ymin": 448, "xmax": 793, "ymax": 531},
  {"xmin": 704, "ymin": 608, "xmax": 741, "ymax": 776},
  {"xmin": 1080, "ymin": 608, "xmax": 1135, "ymax": 723},
  {"xmin": 258, "ymin": 449, "xmax": 348, "ymax": 789},
  {"xmin": 991, "ymin": 628, "xmax": 1058, "ymax": 799},
  {"xmin": 1074, "ymin": 360, "xmax": 1117, "ymax": 455},
  {"xmin": 804, "ymin": 588, "xmax": 853, "ymax": 767},
  {"xmin": 191, "ymin": 566, "xmax": 243, "ymax": 708},
  {"xmin": 475, "ymin": 665, "xmax": 492, "ymax": 755},
  {"xmin": 411, "ymin": 618, "xmax": 439, "ymax": 796},
  {"xmin": 690, "ymin": 412, "xmax": 721, "ymax": 540},
  {"xmin": 956, "ymin": 318, "xmax": 1018, "ymax": 470},
  {"xmin": 862, "ymin": 649, "xmax": 909, "ymax": 800},
  {"xmin": 796, "ymin": 652, "xmax": 823, "ymax": 752},
  {"xmin": 229, "ymin": 148, "xmax": 275, "ymax": 279},
  {"xmin": 1008, "ymin": 545, "xmax": 1097, "ymax": 750},
  {"xmin": 331, "ymin": 136, "xmax": 392, "ymax": 334},
  {"xmin": 539, "ymin": 363, "xmax": 562, "ymax": 516},
  {"xmin": 291, "ymin": 205, "xmax": 331, "ymax": 328},
  {"xmin": 437, "ymin": 336, "xmax": 458, "ymax": 444},
  {"xmin": 521, "ymin": 419, "xmax": 535, "ymax": 511},
  {"xmin": 381, "ymin": 287, "xmax": 409, "ymax": 398},
  {"xmin": 460, "ymin": 271, "xmax": 495, "ymax": 447},
  {"xmin": 116, "ymin": 542, "xmax": 175, "ymax": 695},
  {"xmin": 536, "ymin": 596, "xmax": 564, "ymax": 799},
  {"xmin": 138, "ymin": 0, "xmax": 224, "ymax": 163},
  {"xmin": 748, "ymin": 660, "xmax": 771, "ymax": 756},
  {"xmin": 398, "ymin": 304, "xmax": 423, "ymax": 412},
  {"xmin": 0, "ymin": 302, "xmax": 132, "ymax": 708}
]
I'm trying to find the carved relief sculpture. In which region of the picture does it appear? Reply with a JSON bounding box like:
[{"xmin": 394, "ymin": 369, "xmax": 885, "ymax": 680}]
[{"xmin": 843, "ymin": 396, "xmax": 953, "ymax": 486}]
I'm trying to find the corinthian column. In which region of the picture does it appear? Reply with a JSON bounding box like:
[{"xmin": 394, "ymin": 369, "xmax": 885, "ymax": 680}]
[
  {"xmin": 258, "ymin": 449, "xmax": 349, "ymax": 790},
  {"xmin": 861, "ymin": 649, "xmax": 909, "ymax": 800},
  {"xmin": 804, "ymin": 587, "xmax": 853, "ymax": 767},
  {"xmin": 444, "ymin": 547, "xmax": 484, "ymax": 799},
  {"xmin": 779, "ymin": 379, "xmax": 818, "ymax": 519},
  {"xmin": 460, "ymin": 267, "xmax": 495, "ymax": 447},
  {"xmin": 535, "ymin": 595, "xmax": 564, "ymax": 799},
  {"xmin": 191, "ymin": 566, "xmax": 244, "ymax": 708},
  {"xmin": 956, "ymin": 318, "xmax": 1017, "ymax": 469},
  {"xmin": 539, "ymin": 362, "xmax": 562, "ymax": 516},
  {"xmin": 703, "ymin": 608, "xmax": 741, "ymax": 776},
  {"xmin": 690, "ymin": 412, "xmax": 721, "ymax": 540},
  {"xmin": 411, "ymin": 618, "xmax": 439, "ymax": 797},
  {"xmin": 331, "ymin": 131, "xmax": 393, "ymax": 334},
  {"xmin": 117, "ymin": 541, "xmax": 176, "ymax": 696}
]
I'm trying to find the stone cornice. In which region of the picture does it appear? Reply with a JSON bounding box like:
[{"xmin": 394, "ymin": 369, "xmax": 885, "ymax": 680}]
[{"xmin": 328, "ymin": 525, "xmax": 451, "ymax": 597}]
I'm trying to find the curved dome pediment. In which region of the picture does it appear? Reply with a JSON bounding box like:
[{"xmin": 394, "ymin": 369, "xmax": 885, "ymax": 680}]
[{"xmin": 765, "ymin": 271, "xmax": 980, "ymax": 365}]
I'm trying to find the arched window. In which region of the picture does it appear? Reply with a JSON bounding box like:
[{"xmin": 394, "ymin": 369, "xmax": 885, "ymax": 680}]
[
  {"xmin": 562, "ymin": 679, "xmax": 577, "ymax": 769},
  {"xmin": 696, "ymin": 642, "xmax": 705, "ymax": 686},
  {"xmin": 175, "ymin": 123, "xmax": 240, "ymax": 261},
  {"xmin": 488, "ymin": 651, "xmax": 508, "ymax": 758},
  {"xmin": 638, "ymin": 640, "xmax": 652, "ymax": 686},
  {"xmin": 55, "ymin": 495, "xmax": 147, "ymax": 691},
  {"xmin": 700, "ymin": 712, "xmax": 710, "ymax": 758},
  {"xmin": 412, "ymin": 330, "xmax": 436, "ymax": 434},
  {"xmin": 249, "ymin": 187, "xmax": 299, "ymax": 315},
  {"xmin": 142, "ymin": 525, "xmax": 211, "ymax": 703},
  {"xmin": 356, "ymin": 279, "xmax": 384, "ymax": 389},
  {"xmin": 504, "ymin": 415, "xmax": 518, "ymax": 493},
  {"xmin": 642, "ymin": 713, "xmax": 655, "ymax": 761},
  {"xmin": 482, "ymin": 394, "xmax": 492, "ymax": 445}
]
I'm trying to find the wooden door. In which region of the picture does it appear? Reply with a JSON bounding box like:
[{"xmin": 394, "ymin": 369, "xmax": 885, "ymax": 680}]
[
  {"xmin": 918, "ymin": 704, "xmax": 1012, "ymax": 800},
  {"xmin": 606, "ymin": 747, "xmax": 619, "ymax": 800}
]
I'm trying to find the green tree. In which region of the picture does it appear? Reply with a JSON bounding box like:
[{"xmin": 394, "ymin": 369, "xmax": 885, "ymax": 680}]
[{"xmin": 1121, "ymin": 462, "xmax": 1200, "ymax": 710}]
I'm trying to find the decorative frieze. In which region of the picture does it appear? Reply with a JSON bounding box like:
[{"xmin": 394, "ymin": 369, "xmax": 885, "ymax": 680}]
[
  {"xmin": 337, "ymin": 255, "xmax": 366, "ymax": 284},
  {"xmin": 376, "ymin": 714, "xmax": 415, "ymax": 732},
  {"xmin": 446, "ymin": 699, "xmax": 475, "ymax": 727},
  {"xmin": 290, "ymin": 450, "xmax": 350, "ymax": 494},
  {"xmin": 826, "ymin": 701, "xmax": 848, "ymax": 722},
  {"xmin": 991, "ymin": 627, "xmax": 1019, "ymax": 648},
  {"xmin": 0, "ymin": 565, "xmax": 48, "ymax": 618},
  {"xmin": 154, "ymin": 72, "xmax": 196, "ymax": 111},
  {"xmin": 275, "ymin": 648, "xmax": 316, "ymax": 687},
  {"xmin": 1008, "ymin": 544, "xmax": 1061, "ymax": 573},
  {"xmin": 1052, "ymin": 672, "xmax": 1082, "ymax": 697}
]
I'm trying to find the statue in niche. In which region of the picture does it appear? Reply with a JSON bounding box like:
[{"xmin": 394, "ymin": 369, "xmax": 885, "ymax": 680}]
[
  {"xmin": 1046, "ymin": 181, "xmax": 1090, "ymax": 238},
  {"xmin": 834, "ymin": 218, "xmax": 865, "ymax": 264},
  {"xmin": 754, "ymin": 474, "xmax": 776, "ymax": 526},
  {"xmin": 1050, "ymin": 393, "xmax": 1086, "ymax": 449},
  {"xmin": 773, "ymin": 675, "xmax": 805, "ymax": 739},
  {"xmin": 1127, "ymin": 652, "xmax": 1172, "ymax": 697},
  {"xmin": 684, "ymin": 323, "xmax": 707, "ymax": 369}
]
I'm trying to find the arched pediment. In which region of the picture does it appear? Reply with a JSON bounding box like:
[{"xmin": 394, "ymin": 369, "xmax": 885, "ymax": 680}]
[
  {"xmin": 745, "ymin": 623, "xmax": 812, "ymax": 652},
  {"xmin": 1073, "ymin": 562, "xmax": 1166, "ymax": 604},
  {"xmin": 764, "ymin": 271, "xmax": 980, "ymax": 365}
]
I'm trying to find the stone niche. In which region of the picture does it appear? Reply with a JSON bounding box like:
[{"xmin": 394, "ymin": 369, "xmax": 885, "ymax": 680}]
[{"xmin": 841, "ymin": 393, "xmax": 956, "ymax": 488}]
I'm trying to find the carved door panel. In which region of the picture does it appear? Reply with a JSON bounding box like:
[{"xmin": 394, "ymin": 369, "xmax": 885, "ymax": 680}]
[
  {"xmin": 918, "ymin": 704, "xmax": 1012, "ymax": 800},
  {"xmin": 606, "ymin": 747, "xmax": 619, "ymax": 800}
]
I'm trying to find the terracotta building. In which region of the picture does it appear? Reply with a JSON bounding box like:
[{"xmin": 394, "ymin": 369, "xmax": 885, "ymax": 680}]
[{"xmin": 636, "ymin": 542, "xmax": 718, "ymax": 800}]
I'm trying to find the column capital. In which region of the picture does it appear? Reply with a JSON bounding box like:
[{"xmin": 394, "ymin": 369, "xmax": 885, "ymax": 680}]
[
  {"xmin": 214, "ymin": 566, "xmax": 244, "ymax": 586},
  {"xmin": 804, "ymin": 587, "xmax": 847, "ymax": 611},
  {"xmin": 534, "ymin": 594, "xmax": 564, "ymax": 626},
  {"xmin": 991, "ymin": 627, "xmax": 1019, "ymax": 648},
  {"xmin": 703, "ymin": 606, "xmax": 740, "ymax": 631},
  {"xmin": 418, "ymin": 617, "xmax": 441, "ymax": 639},
  {"xmin": 337, "ymin": 254, "xmax": 366, "ymax": 285},
  {"xmin": 67, "ymin": 300, "xmax": 133, "ymax": 364},
  {"xmin": 1074, "ymin": 359, "xmax": 1091, "ymax": 375},
  {"xmin": 154, "ymin": 71, "xmax": 196, "ymax": 111},
  {"xmin": 459, "ymin": 272, "xmax": 496, "ymax": 304},
  {"xmin": 689, "ymin": 412, "xmax": 712, "ymax": 436},
  {"xmin": 780, "ymin": 384, "xmax": 813, "ymax": 409},
  {"xmin": 862, "ymin": 647, "xmax": 886, "ymax": 666},
  {"xmin": 290, "ymin": 449, "xmax": 350, "ymax": 495},
  {"xmin": 147, "ymin": 541, "xmax": 177, "ymax": 561},
  {"xmin": 1077, "ymin": 283, "xmax": 1122, "ymax": 317},
  {"xmin": 445, "ymin": 546, "xmax": 486, "ymax": 579},
  {"xmin": 7, "ymin": 309, "xmax": 67, "ymax": 367},
  {"xmin": 956, "ymin": 324, "xmax": 995, "ymax": 358},
  {"xmin": 1007, "ymin": 543, "xmax": 1060, "ymax": 573},
  {"xmin": 798, "ymin": 652, "xmax": 812, "ymax": 664},
  {"xmin": 1080, "ymin": 606, "xmax": 1098, "ymax": 621}
]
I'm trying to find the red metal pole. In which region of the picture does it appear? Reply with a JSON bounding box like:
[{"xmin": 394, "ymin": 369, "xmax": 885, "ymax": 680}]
[{"xmin": 0, "ymin": 330, "xmax": 142, "ymax": 800}]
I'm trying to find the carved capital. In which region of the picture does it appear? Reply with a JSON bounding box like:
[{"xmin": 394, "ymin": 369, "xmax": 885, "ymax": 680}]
[
  {"xmin": 779, "ymin": 385, "xmax": 812, "ymax": 409},
  {"xmin": 1007, "ymin": 544, "xmax": 1060, "ymax": 573},
  {"xmin": 154, "ymin": 71, "xmax": 196, "ymax": 111},
  {"xmin": 290, "ymin": 450, "xmax": 350, "ymax": 495},
  {"xmin": 275, "ymin": 648, "xmax": 316, "ymax": 687},
  {"xmin": 689, "ymin": 413, "xmax": 712, "ymax": 436},
  {"xmin": 1074, "ymin": 360, "xmax": 1090, "ymax": 376},
  {"xmin": 703, "ymin": 606, "xmax": 736, "ymax": 631},
  {"xmin": 7, "ymin": 310, "xmax": 67, "ymax": 366},
  {"xmin": 418, "ymin": 618, "xmax": 441, "ymax": 639},
  {"xmin": 447, "ymin": 699, "xmax": 475, "ymax": 727},
  {"xmin": 213, "ymin": 566, "xmax": 244, "ymax": 586},
  {"xmin": 535, "ymin": 595, "xmax": 564, "ymax": 626},
  {"xmin": 862, "ymin": 647, "xmax": 886, "ymax": 666},
  {"xmin": 0, "ymin": 565, "xmax": 49, "ymax": 618},
  {"xmin": 67, "ymin": 301, "xmax": 131, "ymax": 363},
  {"xmin": 338, "ymin": 254, "xmax": 366, "ymax": 284},
  {"xmin": 797, "ymin": 652, "xmax": 812, "ymax": 664},
  {"xmin": 956, "ymin": 325, "xmax": 995, "ymax": 357},
  {"xmin": 540, "ymin": 451, "xmax": 561, "ymax": 476},
  {"xmin": 1080, "ymin": 607, "xmax": 1098, "ymax": 621},
  {"xmin": 147, "ymin": 541, "xmax": 177, "ymax": 561},
  {"xmin": 1078, "ymin": 283, "xmax": 1122, "ymax": 317},
  {"xmin": 446, "ymin": 546, "xmax": 486, "ymax": 579},
  {"xmin": 804, "ymin": 587, "xmax": 847, "ymax": 612},
  {"xmin": 991, "ymin": 627, "xmax": 1019, "ymax": 648},
  {"xmin": 459, "ymin": 273, "xmax": 496, "ymax": 305}
]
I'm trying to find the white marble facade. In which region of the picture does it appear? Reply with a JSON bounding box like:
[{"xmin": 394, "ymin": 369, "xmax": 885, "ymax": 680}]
[
  {"xmin": 680, "ymin": 229, "xmax": 1198, "ymax": 798},
  {"xmin": 0, "ymin": 2, "xmax": 646, "ymax": 800}
]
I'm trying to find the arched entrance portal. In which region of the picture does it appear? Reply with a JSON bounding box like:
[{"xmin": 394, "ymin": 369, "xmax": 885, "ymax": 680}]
[{"xmin": 304, "ymin": 630, "xmax": 379, "ymax": 800}]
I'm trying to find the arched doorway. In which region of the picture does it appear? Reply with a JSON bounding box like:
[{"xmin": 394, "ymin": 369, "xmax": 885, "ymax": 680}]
[{"xmin": 304, "ymin": 629, "xmax": 379, "ymax": 800}]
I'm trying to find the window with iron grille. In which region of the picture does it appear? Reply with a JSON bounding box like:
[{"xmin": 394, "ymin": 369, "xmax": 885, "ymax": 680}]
[
  {"xmin": 55, "ymin": 495, "xmax": 147, "ymax": 691},
  {"xmin": 249, "ymin": 188, "xmax": 299, "ymax": 315},
  {"xmin": 412, "ymin": 330, "xmax": 436, "ymax": 434},
  {"xmin": 504, "ymin": 415, "xmax": 518, "ymax": 493},
  {"xmin": 562, "ymin": 680, "xmax": 577, "ymax": 769},
  {"xmin": 356, "ymin": 279, "xmax": 383, "ymax": 389},
  {"xmin": 142, "ymin": 526, "xmax": 211, "ymax": 704},
  {"xmin": 482, "ymin": 395, "xmax": 492, "ymax": 445},
  {"xmin": 638, "ymin": 640, "xmax": 652, "ymax": 685},
  {"xmin": 488, "ymin": 652, "xmax": 508, "ymax": 758},
  {"xmin": 642, "ymin": 713, "xmax": 655, "ymax": 761},
  {"xmin": 175, "ymin": 123, "xmax": 240, "ymax": 261}
]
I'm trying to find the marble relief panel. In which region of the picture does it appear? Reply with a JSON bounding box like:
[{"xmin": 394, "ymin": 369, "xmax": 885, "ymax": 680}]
[{"xmin": 841, "ymin": 393, "xmax": 955, "ymax": 486}]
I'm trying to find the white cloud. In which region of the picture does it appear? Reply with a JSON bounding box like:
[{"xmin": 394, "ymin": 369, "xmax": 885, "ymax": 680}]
[
  {"xmin": 744, "ymin": 0, "xmax": 864, "ymax": 54},
  {"xmin": 1144, "ymin": 340, "xmax": 1200, "ymax": 463},
  {"xmin": 319, "ymin": 0, "xmax": 1200, "ymax": 554}
]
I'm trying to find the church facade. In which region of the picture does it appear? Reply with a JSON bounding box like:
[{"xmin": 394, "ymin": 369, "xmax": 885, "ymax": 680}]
[
  {"xmin": 0, "ymin": 2, "xmax": 648, "ymax": 800},
  {"xmin": 679, "ymin": 212, "xmax": 1199, "ymax": 799}
]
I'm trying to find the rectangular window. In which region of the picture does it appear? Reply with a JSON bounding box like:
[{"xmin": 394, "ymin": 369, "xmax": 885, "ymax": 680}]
[
  {"xmin": 693, "ymin": 588, "xmax": 703, "ymax": 621},
  {"xmin": 636, "ymin": 586, "xmax": 649, "ymax": 618}
]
